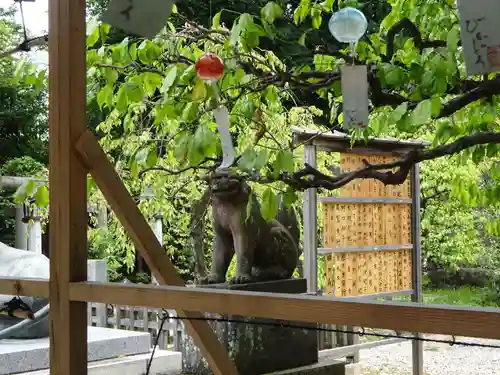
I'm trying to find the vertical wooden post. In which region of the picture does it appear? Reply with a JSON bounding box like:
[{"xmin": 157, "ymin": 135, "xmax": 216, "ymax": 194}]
[
  {"xmin": 411, "ymin": 164, "xmax": 424, "ymax": 375},
  {"xmin": 48, "ymin": 0, "xmax": 88, "ymax": 373},
  {"xmin": 303, "ymin": 143, "xmax": 318, "ymax": 294}
]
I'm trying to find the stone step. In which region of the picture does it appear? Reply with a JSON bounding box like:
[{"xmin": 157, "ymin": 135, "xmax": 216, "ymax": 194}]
[
  {"xmin": 265, "ymin": 356, "xmax": 346, "ymax": 375},
  {"xmin": 0, "ymin": 326, "xmax": 152, "ymax": 374},
  {"xmin": 23, "ymin": 350, "xmax": 182, "ymax": 375}
]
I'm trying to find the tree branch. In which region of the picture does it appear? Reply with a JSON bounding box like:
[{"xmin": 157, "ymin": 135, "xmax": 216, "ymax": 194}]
[
  {"xmin": 138, "ymin": 158, "xmax": 219, "ymax": 177},
  {"xmin": 256, "ymin": 132, "xmax": 500, "ymax": 191},
  {"xmin": 384, "ymin": 18, "xmax": 450, "ymax": 61},
  {"xmin": 421, "ymin": 188, "xmax": 450, "ymax": 210}
]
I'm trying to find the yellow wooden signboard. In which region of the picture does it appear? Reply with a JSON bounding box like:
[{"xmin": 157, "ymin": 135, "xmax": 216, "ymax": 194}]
[{"xmin": 323, "ymin": 153, "xmax": 413, "ymax": 297}]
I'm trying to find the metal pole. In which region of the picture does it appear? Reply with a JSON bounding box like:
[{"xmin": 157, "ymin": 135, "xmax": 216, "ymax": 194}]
[
  {"xmin": 411, "ymin": 163, "xmax": 424, "ymax": 375},
  {"xmin": 151, "ymin": 213, "xmax": 163, "ymax": 285},
  {"xmin": 303, "ymin": 144, "xmax": 318, "ymax": 294}
]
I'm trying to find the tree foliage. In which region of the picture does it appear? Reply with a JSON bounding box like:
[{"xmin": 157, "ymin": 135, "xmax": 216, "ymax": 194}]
[
  {"xmin": 8, "ymin": 0, "xmax": 500, "ymax": 279},
  {"xmin": 0, "ymin": 7, "xmax": 48, "ymax": 246}
]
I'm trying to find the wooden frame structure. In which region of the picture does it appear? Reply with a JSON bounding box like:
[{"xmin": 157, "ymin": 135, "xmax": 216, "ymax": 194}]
[
  {"xmin": 292, "ymin": 127, "xmax": 426, "ymax": 374},
  {"xmin": 0, "ymin": 1, "xmax": 499, "ymax": 374}
]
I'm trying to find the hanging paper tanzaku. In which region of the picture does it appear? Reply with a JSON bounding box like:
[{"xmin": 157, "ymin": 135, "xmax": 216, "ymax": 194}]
[
  {"xmin": 457, "ymin": 0, "xmax": 500, "ymax": 76},
  {"xmin": 341, "ymin": 65, "xmax": 369, "ymax": 130}
]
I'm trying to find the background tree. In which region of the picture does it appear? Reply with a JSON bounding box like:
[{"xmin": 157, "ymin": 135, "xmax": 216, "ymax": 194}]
[
  {"xmin": 8, "ymin": 0, "xmax": 500, "ymax": 283},
  {"xmin": 0, "ymin": 6, "xmax": 48, "ymax": 246}
]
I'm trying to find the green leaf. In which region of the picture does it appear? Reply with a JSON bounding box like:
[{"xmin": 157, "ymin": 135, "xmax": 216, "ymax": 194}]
[
  {"xmin": 261, "ymin": 2, "xmax": 284, "ymax": 24},
  {"xmin": 487, "ymin": 144, "xmax": 499, "ymax": 158},
  {"xmin": 472, "ymin": 146, "xmax": 485, "ymax": 164},
  {"xmin": 135, "ymin": 147, "xmax": 149, "ymax": 165},
  {"xmin": 97, "ymin": 84, "xmax": 114, "ymax": 109},
  {"xmin": 129, "ymin": 43, "xmax": 137, "ymax": 60},
  {"xmin": 146, "ymin": 148, "xmax": 158, "ymax": 168},
  {"xmin": 179, "ymin": 65, "xmax": 196, "ymax": 84},
  {"xmin": 261, "ymin": 188, "xmax": 278, "ymax": 222},
  {"xmin": 103, "ymin": 68, "xmax": 118, "ymax": 84},
  {"xmin": 12, "ymin": 58, "xmax": 27, "ymax": 83},
  {"xmin": 87, "ymin": 176, "xmax": 97, "ymax": 199},
  {"xmin": 187, "ymin": 140, "xmax": 205, "ymax": 165},
  {"xmin": 123, "ymin": 81, "xmax": 143, "ymax": 102},
  {"xmin": 283, "ymin": 187, "xmax": 298, "ymax": 207},
  {"xmin": 229, "ymin": 23, "xmax": 241, "ymax": 46},
  {"xmin": 382, "ymin": 65, "xmax": 406, "ymax": 86},
  {"xmin": 430, "ymin": 96, "xmax": 442, "ymax": 117},
  {"xmin": 212, "ymin": 12, "xmax": 222, "ymax": 28},
  {"xmin": 298, "ymin": 33, "xmax": 307, "ymax": 46},
  {"xmin": 34, "ymin": 185, "xmax": 49, "ymax": 208},
  {"xmin": 310, "ymin": 6, "xmax": 322, "ymax": 29},
  {"xmin": 275, "ymin": 150, "xmax": 295, "ymax": 174},
  {"xmin": 123, "ymin": 113, "xmax": 135, "ymax": 132},
  {"xmin": 447, "ymin": 27, "xmax": 460, "ymax": 53},
  {"xmin": 238, "ymin": 148, "xmax": 269, "ymax": 171},
  {"xmin": 240, "ymin": 98, "xmax": 255, "ymax": 119},
  {"xmin": 239, "ymin": 13, "xmax": 254, "ymax": 30},
  {"xmin": 390, "ymin": 102, "xmax": 408, "ymax": 123},
  {"xmin": 86, "ymin": 18, "xmax": 100, "ymax": 47},
  {"xmin": 100, "ymin": 23, "xmax": 111, "ymax": 43},
  {"xmin": 264, "ymin": 86, "xmax": 278, "ymax": 104},
  {"xmin": 192, "ymin": 79, "xmax": 207, "ymax": 101},
  {"xmin": 161, "ymin": 66, "xmax": 178, "ymax": 94},
  {"xmin": 193, "ymin": 123, "xmax": 217, "ymax": 157},
  {"xmin": 137, "ymin": 40, "xmax": 161, "ymax": 64},
  {"xmin": 492, "ymin": 163, "xmax": 500, "ymax": 180},
  {"xmin": 142, "ymin": 72, "xmax": 163, "ymax": 96},
  {"xmin": 174, "ymin": 132, "xmax": 191, "ymax": 163},
  {"xmin": 14, "ymin": 180, "xmax": 36, "ymax": 203},
  {"xmin": 182, "ymin": 102, "xmax": 199, "ymax": 123},
  {"xmin": 293, "ymin": 0, "xmax": 311, "ymax": 25},
  {"xmin": 409, "ymin": 99, "xmax": 432, "ymax": 126}
]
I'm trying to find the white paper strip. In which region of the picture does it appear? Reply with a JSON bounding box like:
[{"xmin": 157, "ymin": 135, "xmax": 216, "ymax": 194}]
[
  {"xmin": 341, "ymin": 65, "xmax": 369, "ymax": 130},
  {"xmin": 213, "ymin": 106, "xmax": 236, "ymax": 170},
  {"xmin": 101, "ymin": 0, "xmax": 175, "ymax": 39},
  {"xmin": 457, "ymin": 0, "xmax": 500, "ymax": 76}
]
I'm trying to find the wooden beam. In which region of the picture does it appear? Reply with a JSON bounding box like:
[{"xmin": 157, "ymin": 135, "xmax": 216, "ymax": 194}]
[
  {"xmin": 1, "ymin": 277, "xmax": 500, "ymax": 341},
  {"xmin": 0, "ymin": 277, "xmax": 49, "ymax": 297},
  {"xmin": 48, "ymin": 0, "xmax": 88, "ymax": 373},
  {"xmin": 67, "ymin": 281, "xmax": 500, "ymax": 341},
  {"xmin": 74, "ymin": 130, "xmax": 239, "ymax": 375}
]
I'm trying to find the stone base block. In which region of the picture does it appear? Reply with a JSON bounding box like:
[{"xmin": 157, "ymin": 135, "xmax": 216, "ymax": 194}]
[
  {"xmin": 0, "ymin": 326, "xmax": 151, "ymax": 374},
  {"xmin": 181, "ymin": 278, "xmax": 318, "ymax": 375},
  {"xmin": 265, "ymin": 356, "xmax": 345, "ymax": 375},
  {"xmin": 345, "ymin": 363, "xmax": 361, "ymax": 375},
  {"xmin": 23, "ymin": 349, "xmax": 182, "ymax": 375}
]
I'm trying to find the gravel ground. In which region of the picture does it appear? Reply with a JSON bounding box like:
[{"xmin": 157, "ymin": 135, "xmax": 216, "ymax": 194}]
[{"xmin": 359, "ymin": 335, "xmax": 500, "ymax": 375}]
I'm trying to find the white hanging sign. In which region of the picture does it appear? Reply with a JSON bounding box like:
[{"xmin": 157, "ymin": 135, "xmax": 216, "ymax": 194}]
[
  {"xmin": 457, "ymin": 0, "xmax": 500, "ymax": 76},
  {"xmin": 101, "ymin": 0, "xmax": 176, "ymax": 39},
  {"xmin": 341, "ymin": 65, "xmax": 369, "ymax": 130},
  {"xmin": 213, "ymin": 106, "xmax": 236, "ymax": 171}
]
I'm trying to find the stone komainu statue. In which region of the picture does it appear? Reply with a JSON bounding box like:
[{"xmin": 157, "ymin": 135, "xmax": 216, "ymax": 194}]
[{"xmin": 199, "ymin": 173, "xmax": 301, "ymax": 285}]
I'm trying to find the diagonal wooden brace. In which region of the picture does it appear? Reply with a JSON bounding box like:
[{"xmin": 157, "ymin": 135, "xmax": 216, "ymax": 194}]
[{"xmin": 75, "ymin": 130, "xmax": 239, "ymax": 375}]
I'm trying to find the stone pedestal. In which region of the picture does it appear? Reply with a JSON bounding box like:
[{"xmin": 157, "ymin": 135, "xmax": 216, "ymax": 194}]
[
  {"xmin": 0, "ymin": 326, "xmax": 152, "ymax": 374},
  {"xmin": 181, "ymin": 278, "xmax": 318, "ymax": 375}
]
